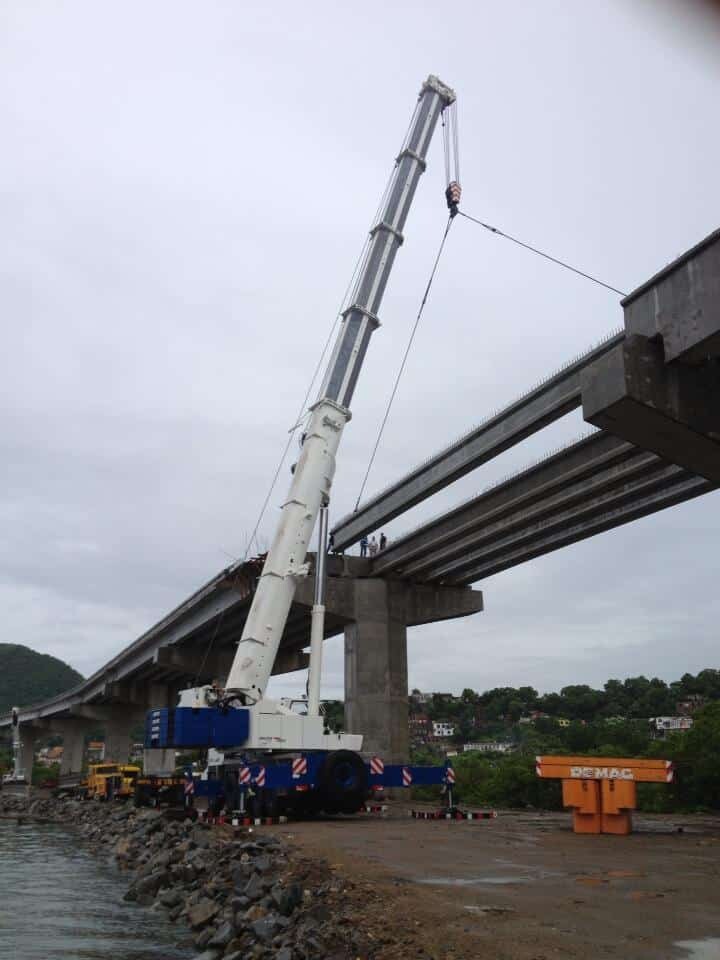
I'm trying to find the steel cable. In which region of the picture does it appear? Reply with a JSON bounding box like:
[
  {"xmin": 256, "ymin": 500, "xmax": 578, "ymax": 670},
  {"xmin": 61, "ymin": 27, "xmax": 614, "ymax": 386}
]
[
  {"xmin": 354, "ymin": 215, "xmax": 455, "ymax": 511},
  {"xmin": 458, "ymin": 210, "xmax": 627, "ymax": 296}
]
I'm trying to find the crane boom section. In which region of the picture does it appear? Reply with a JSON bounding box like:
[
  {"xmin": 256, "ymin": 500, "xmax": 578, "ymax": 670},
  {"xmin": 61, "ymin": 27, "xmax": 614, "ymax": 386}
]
[{"xmin": 225, "ymin": 76, "xmax": 455, "ymax": 702}]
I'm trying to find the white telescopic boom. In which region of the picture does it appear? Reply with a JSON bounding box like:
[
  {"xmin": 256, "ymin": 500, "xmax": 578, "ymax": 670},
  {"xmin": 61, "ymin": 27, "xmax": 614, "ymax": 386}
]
[
  {"xmin": 306, "ymin": 505, "xmax": 328, "ymax": 717},
  {"xmin": 225, "ymin": 75, "xmax": 456, "ymax": 703}
]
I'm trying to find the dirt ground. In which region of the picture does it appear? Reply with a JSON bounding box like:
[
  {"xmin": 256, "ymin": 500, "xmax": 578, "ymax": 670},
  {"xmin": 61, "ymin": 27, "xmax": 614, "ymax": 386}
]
[{"xmin": 272, "ymin": 804, "xmax": 720, "ymax": 960}]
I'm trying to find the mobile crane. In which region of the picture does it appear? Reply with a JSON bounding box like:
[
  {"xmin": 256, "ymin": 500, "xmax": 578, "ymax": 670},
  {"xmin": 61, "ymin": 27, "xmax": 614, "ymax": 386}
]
[{"xmin": 146, "ymin": 76, "xmax": 459, "ymax": 817}]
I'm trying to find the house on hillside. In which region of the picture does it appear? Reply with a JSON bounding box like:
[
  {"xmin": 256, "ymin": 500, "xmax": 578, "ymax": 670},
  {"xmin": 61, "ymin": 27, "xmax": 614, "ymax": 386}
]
[
  {"xmin": 463, "ymin": 741, "xmax": 515, "ymax": 754},
  {"xmin": 409, "ymin": 713, "xmax": 432, "ymax": 745},
  {"xmin": 650, "ymin": 716, "xmax": 693, "ymax": 738},
  {"xmin": 432, "ymin": 721, "xmax": 455, "ymax": 739},
  {"xmin": 86, "ymin": 740, "xmax": 105, "ymax": 762},
  {"xmin": 676, "ymin": 695, "xmax": 705, "ymax": 715},
  {"xmin": 37, "ymin": 745, "xmax": 63, "ymax": 766}
]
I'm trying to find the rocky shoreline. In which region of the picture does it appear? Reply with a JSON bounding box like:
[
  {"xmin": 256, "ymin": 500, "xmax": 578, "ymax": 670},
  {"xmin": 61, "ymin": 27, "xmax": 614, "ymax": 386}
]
[{"xmin": 0, "ymin": 793, "xmax": 378, "ymax": 959}]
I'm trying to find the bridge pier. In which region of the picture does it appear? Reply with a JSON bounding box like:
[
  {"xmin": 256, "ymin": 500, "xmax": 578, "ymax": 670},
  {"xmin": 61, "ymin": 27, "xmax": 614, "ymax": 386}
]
[
  {"xmin": 344, "ymin": 579, "xmax": 410, "ymax": 763},
  {"xmin": 73, "ymin": 704, "xmax": 147, "ymax": 765},
  {"xmin": 143, "ymin": 683, "xmax": 177, "ymax": 775},
  {"xmin": 342, "ymin": 576, "xmax": 483, "ymax": 763},
  {"xmin": 292, "ymin": 558, "xmax": 482, "ymax": 763},
  {"xmin": 14, "ymin": 720, "xmax": 50, "ymax": 780},
  {"xmin": 57, "ymin": 717, "xmax": 95, "ymax": 776}
]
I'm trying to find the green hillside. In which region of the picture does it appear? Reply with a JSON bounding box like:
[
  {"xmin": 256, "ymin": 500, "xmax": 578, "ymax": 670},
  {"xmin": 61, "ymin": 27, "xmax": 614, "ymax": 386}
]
[{"xmin": 0, "ymin": 643, "xmax": 84, "ymax": 714}]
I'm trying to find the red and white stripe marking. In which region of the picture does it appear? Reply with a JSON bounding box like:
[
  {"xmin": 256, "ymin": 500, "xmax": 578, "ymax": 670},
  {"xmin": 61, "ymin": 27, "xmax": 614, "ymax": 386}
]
[
  {"xmin": 292, "ymin": 757, "xmax": 308, "ymax": 779},
  {"xmin": 184, "ymin": 779, "xmax": 195, "ymax": 795},
  {"xmin": 411, "ymin": 809, "xmax": 497, "ymax": 821},
  {"xmin": 445, "ymin": 766, "xmax": 456, "ymax": 784},
  {"xmin": 254, "ymin": 765, "xmax": 266, "ymax": 787},
  {"xmin": 666, "ymin": 761, "xmax": 675, "ymax": 783},
  {"xmin": 239, "ymin": 766, "xmax": 251, "ymax": 785},
  {"xmin": 370, "ymin": 756, "xmax": 384, "ymax": 776},
  {"xmin": 535, "ymin": 756, "xmax": 543, "ymax": 777},
  {"xmin": 402, "ymin": 766, "xmax": 413, "ymax": 787}
]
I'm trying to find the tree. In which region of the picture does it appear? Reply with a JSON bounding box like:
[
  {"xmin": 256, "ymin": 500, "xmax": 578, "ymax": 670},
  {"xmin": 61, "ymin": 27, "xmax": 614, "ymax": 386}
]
[{"xmin": 679, "ymin": 702, "xmax": 720, "ymax": 809}]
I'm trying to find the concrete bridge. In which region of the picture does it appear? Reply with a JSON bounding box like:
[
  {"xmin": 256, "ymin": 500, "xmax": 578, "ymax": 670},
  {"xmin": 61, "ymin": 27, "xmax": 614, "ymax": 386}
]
[
  {"xmin": 0, "ymin": 555, "xmax": 481, "ymax": 775},
  {"xmin": 1, "ymin": 226, "xmax": 717, "ymax": 774}
]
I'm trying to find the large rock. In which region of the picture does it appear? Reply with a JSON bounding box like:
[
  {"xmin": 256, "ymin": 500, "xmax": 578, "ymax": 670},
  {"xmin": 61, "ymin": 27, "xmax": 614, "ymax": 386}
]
[
  {"xmin": 191, "ymin": 825, "xmax": 213, "ymax": 848},
  {"xmin": 250, "ymin": 915, "xmax": 279, "ymax": 943},
  {"xmin": 159, "ymin": 888, "xmax": 184, "ymax": 909},
  {"xmin": 188, "ymin": 898, "xmax": 221, "ymax": 929},
  {"xmin": 194, "ymin": 928, "xmax": 214, "ymax": 950},
  {"xmin": 115, "ymin": 837, "xmax": 132, "ymax": 859},
  {"xmin": 244, "ymin": 874, "xmax": 265, "ymax": 902},
  {"xmin": 208, "ymin": 921, "xmax": 235, "ymax": 948},
  {"xmin": 232, "ymin": 863, "xmax": 253, "ymax": 887},
  {"xmin": 128, "ymin": 868, "xmax": 168, "ymax": 899},
  {"xmin": 271, "ymin": 883, "xmax": 302, "ymax": 917}
]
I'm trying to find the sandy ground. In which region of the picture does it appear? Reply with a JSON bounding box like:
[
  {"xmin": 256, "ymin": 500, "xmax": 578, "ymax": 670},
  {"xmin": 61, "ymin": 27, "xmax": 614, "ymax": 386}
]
[{"xmin": 270, "ymin": 805, "xmax": 720, "ymax": 960}]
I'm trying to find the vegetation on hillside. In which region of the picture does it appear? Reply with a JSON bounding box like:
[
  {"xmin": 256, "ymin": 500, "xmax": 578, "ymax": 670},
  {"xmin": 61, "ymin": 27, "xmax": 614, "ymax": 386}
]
[
  {"xmin": 414, "ymin": 669, "xmax": 720, "ymax": 743},
  {"xmin": 0, "ymin": 643, "xmax": 83, "ymax": 714},
  {"xmin": 409, "ymin": 670, "xmax": 720, "ymax": 813}
]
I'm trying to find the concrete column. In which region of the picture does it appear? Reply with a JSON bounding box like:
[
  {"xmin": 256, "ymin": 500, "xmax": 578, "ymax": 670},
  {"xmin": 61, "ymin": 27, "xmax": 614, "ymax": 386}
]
[
  {"xmin": 16, "ymin": 723, "xmax": 40, "ymax": 780},
  {"xmin": 104, "ymin": 714, "xmax": 145, "ymax": 764},
  {"xmin": 344, "ymin": 579, "xmax": 410, "ymax": 764},
  {"xmin": 57, "ymin": 718, "xmax": 95, "ymax": 776},
  {"xmin": 144, "ymin": 683, "xmax": 175, "ymax": 775},
  {"xmin": 74, "ymin": 705, "xmax": 145, "ymax": 765},
  {"xmin": 21, "ymin": 721, "xmax": 55, "ymax": 781},
  {"xmin": 341, "ymin": 575, "xmax": 484, "ymax": 764}
]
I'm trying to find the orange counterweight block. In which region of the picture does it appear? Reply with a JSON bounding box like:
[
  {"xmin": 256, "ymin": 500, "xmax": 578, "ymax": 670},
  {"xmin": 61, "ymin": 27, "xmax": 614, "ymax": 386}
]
[
  {"xmin": 601, "ymin": 778, "xmax": 636, "ymax": 835},
  {"xmin": 562, "ymin": 778, "xmax": 601, "ymax": 834}
]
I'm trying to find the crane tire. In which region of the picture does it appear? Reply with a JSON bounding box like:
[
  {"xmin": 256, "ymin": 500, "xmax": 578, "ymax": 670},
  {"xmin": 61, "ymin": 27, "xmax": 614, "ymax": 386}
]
[{"xmin": 318, "ymin": 750, "xmax": 368, "ymax": 815}]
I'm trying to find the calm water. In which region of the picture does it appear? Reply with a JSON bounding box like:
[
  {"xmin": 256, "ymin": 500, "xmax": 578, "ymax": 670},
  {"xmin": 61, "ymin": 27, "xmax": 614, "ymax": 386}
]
[{"xmin": 0, "ymin": 821, "xmax": 193, "ymax": 960}]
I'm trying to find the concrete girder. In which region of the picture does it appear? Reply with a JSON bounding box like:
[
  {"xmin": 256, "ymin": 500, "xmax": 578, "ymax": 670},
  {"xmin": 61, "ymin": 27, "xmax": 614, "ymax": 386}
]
[
  {"xmin": 98, "ymin": 680, "xmax": 148, "ymax": 706},
  {"xmin": 272, "ymin": 649, "xmax": 310, "ymax": 674},
  {"xmin": 582, "ymin": 334, "xmax": 720, "ymax": 483},
  {"xmin": 371, "ymin": 432, "xmax": 635, "ymax": 577},
  {"xmin": 622, "ymin": 226, "xmax": 720, "ymax": 364},
  {"xmin": 448, "ymin": 472, "xmax": 711, "ymax": 586},
  {"xmin": 396, "ymin": 449, "xmax": 669, "ymax": 581},
  {"xmin": 331, "ymin": 333, "xmax": 625, "ymax": 549},
  {"xmin": 433, "ymin": 463, "xmax": 692, "ymax": 583},
  {"xmin": 152, "ymin": 645, "xmax": 234, "ymax": 684}
]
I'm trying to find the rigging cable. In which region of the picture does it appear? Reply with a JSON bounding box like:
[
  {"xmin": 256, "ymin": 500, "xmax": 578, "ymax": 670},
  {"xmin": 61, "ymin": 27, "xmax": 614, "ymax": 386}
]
[
  {"xmin": 458, "ymin": 209, "xmax": 627, "ymax": 297},
  {"xmin": 354, "ymin": 215, "xmax": 455, "ymax": 511}
]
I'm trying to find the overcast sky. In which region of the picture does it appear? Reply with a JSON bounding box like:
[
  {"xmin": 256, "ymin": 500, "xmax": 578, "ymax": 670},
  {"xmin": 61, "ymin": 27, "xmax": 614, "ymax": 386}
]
[{"xmin": 2, "ymin": 1, "xmax": 719, "ymax": 702}]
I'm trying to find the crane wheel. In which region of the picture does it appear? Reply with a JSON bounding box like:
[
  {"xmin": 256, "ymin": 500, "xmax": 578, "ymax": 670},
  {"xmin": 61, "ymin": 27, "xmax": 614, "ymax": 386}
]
[{"xmin": 319, "ymin": 750, "xmax": 368, "ymax": 815}]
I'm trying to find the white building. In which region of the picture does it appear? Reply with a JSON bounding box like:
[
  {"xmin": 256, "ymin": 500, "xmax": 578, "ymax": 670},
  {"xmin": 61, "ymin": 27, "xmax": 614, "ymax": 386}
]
[
  {"xmin": 463, "ymin": 741, "xmax": 515, "ymax": 754},
  {"xmin": 650, "ymin": 716, "xmax": 693, "ymax": 738},
  {"xmin": 432, "ymin": 721, "xmax": 455, "ymax": 738}
]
